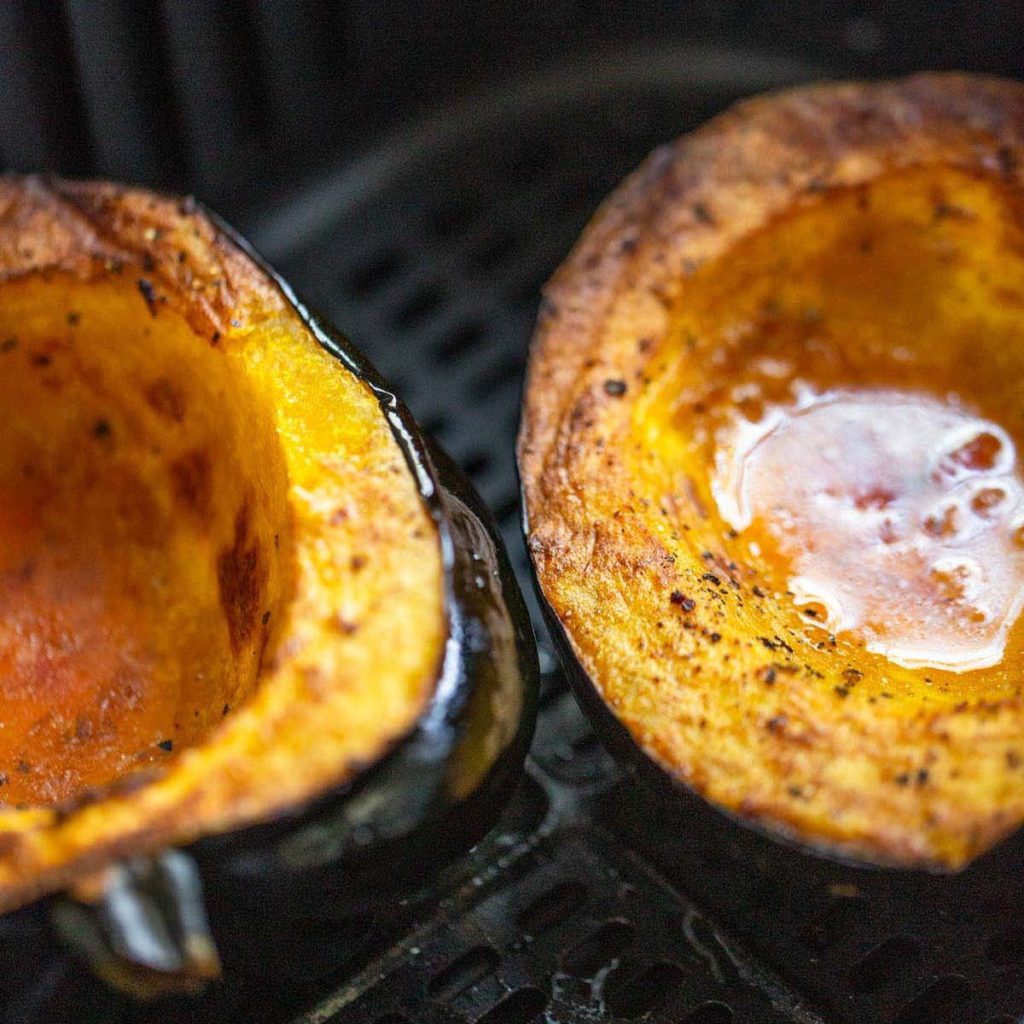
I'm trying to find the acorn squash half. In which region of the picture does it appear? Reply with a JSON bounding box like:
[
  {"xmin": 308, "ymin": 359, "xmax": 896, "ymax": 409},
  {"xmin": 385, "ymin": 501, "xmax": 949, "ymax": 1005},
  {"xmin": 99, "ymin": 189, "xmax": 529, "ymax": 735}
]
[
  {"xmin": 0, "ymin": 176, "xmax": 536, "ymax": 1014},
  {"xmin": 519, "ymin": 73, "xmax": 1024, "ymax": 871}
]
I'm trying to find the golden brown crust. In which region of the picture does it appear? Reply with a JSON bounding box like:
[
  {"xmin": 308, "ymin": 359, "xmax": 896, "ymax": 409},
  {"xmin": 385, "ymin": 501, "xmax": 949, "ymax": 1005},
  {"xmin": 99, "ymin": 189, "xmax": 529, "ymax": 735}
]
[
  {"xmin": 0, "ymin": 176, "xmax": 285, "ymax": 338},
  {"xmin": 520, "ymin": 73, "xmax": 1024, "ymax": 869},
  {"xmin": 0, "ymin": 178, "xmax": 446, "ymax": 908}
]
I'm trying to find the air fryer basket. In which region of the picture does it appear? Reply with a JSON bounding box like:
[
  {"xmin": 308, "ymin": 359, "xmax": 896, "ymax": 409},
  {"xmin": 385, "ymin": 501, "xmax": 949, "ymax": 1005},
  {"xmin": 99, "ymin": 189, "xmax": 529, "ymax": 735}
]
[{"xmin": 224, "ymin": 46, "xmax": 1024, "ymax": 1024}]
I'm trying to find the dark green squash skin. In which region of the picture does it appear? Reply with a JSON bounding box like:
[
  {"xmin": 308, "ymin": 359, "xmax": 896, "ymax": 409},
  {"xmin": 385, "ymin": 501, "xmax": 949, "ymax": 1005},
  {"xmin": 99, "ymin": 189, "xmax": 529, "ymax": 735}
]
[{"xmin": 0, "ymin": 212, "xmax": 539, "ymax": 1024}]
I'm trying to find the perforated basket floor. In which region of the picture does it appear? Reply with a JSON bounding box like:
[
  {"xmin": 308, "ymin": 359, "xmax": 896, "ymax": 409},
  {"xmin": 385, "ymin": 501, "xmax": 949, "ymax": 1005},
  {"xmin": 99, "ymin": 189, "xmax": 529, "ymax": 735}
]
[{"xmin": 246, "ymin": 46, "xmax": 1024, "ymax": 1024}]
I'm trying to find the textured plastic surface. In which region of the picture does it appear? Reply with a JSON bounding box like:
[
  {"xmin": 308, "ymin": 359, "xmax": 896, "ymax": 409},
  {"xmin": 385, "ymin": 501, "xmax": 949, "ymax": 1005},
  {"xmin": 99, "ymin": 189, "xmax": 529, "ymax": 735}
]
[{"xmin": 251, "ymin": 48, "xmax": 1024, "ymax": 1024}]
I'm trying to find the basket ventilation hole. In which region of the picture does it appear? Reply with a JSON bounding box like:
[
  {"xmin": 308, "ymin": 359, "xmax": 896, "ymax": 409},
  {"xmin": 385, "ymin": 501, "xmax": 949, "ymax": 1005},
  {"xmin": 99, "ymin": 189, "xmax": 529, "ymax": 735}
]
[
  {"xmin": 345, "ymin": 250, "xmax": 406, "ymax": 297},
  {"xmin": 475, "ymin": 986, "xmax": 548, "ymax": 1024},
  {"xmin": 428, "ymin": 944, "xmax": 501, "ymax": 1002},
  {"xmin": 437, "ymin": 321, "xmax": 486, "ymax": 364},
  {"xmin": 987, "ymin": 924, "xmax": 1024, "ymax": 965},
  {"xmin": 553, "ymin": 175, "xmax": 603, "ymax": 218},
  {"xmin": 420, "ymin": 412, "xmax": 449, "ymax": 439},
  {"xmin": 848, "ymin": 934, "xmax": 921, "ymax": 993},
  {"xmin": 507, "ymin": 138, "xmax": 558, "ymax": 183},
  {"xmin": 493, "ymin": 492, "xmax": 521, "ymax": 526},
  {"xmin": 517, "ymin": 880, "xmax": 587, "ymax": 938},
  {"xmin": 605, "ymin": 960, "xmax": 685, "ymax": 1019},
  {"xmin": 428, "ymin": 198, "xmax": 480, "ymax": 239},
  {"xmin": 894, "ymin": 975, "xmax": 973, "ymax": 1024},
  {"xmin": 680, "ymin": 1002, "xmax": 735, "ymax": 1024},
  {"xmin": 470, "ymin": 231, "xmax": 520, "ymax": 273},
  {"xmin": 561, "ymin": 918, "xmax": 636, "ymax": 977},
  {"xmin": 800, "ymin": 896, "xmax": 869, "ymax": 950},
  {"xmin": 509, "ymin": 270, "xmax": 546, "ymax": 310},
  {"xmin": 476, "ymin": 355, "xmax": 524, "ymax": 398},
  {"xmin": 393, "ymin": 283, "xmax": 446, "ymax": 330},
  {"xmin": 463, "ymin": 451, "xmax": 492, "ymax": 479}
]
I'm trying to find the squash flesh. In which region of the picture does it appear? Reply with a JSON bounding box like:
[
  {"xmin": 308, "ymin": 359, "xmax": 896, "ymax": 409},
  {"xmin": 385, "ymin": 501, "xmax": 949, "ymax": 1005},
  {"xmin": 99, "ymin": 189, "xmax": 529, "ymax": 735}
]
[
  {"xmin": 0, "ymin": 180, "xmax": 446, "ymax": 910},
  {"xmin": 520, "ymin": 75, "xmax": 1024, "ymax": 868},
  {"xmin": 0, "ymin": 275, "xmax": 289, "ymax": 806}
]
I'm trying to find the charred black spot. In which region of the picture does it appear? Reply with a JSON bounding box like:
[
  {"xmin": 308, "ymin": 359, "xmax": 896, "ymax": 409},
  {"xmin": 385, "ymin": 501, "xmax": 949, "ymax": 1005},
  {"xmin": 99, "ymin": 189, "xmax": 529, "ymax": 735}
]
[
  {"xmin": 137, "ymin": 277, "xmax": 159, "ymax": 316},
  {"xmin": 92, "ymin": 419, "xmax": 112, "ymax": 440},
  {"xmin": 692, "ymin": 201, "xmax": 715, "ymax": 224},
  {"xmin": 218, "ymin": 503, "xmax": 266, "ymax": 654},
  {"xmin": 145, "ymin": 377, "xmax": 186, "ymax": 422},
  {"xmin": 158, "ymin": 739, "xmax": 173, "ymax": 752},
  {"xmin": 603, "ymin": 378, "xmax": 627, "ymax": 397},
  {"xmin": 66, "ymin": 311, "xmax": 80, "ymax": 326},
  {"xmin": 171, "ymin": 449, "xmax": 213, "ymax": 519},
  {"xmin": 997, "ymin": 145, "xmax": 1018, "ymax": 178}
]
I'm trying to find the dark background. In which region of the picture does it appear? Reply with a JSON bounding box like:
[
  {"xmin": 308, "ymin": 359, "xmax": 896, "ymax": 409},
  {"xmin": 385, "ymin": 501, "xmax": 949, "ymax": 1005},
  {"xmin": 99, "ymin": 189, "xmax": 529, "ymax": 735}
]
[{"xmin": 2, "ymin": 1, "xmax": 1022, "ymax": 225}]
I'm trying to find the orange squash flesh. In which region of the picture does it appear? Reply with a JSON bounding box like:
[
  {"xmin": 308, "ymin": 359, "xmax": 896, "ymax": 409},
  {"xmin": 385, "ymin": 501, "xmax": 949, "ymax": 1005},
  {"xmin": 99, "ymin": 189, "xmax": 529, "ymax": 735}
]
[
  {"xmin": 0, "ymin": 179, "xmax": 445, "ymax": 910},
  {"xmin": 520, "ymin": 74, "xmax": 1024, "ymax": 869},
  {"xmin": 0, "ymin": 275, "xmax": 289, "ymax": 806}
]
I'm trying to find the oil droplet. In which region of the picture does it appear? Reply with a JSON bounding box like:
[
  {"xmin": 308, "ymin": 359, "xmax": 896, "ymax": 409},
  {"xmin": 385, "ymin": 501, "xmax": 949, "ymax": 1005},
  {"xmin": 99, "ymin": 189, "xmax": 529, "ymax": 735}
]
[{"xmin": 713, "ymin": 390, "xmax": 1024, "ymax": 672}]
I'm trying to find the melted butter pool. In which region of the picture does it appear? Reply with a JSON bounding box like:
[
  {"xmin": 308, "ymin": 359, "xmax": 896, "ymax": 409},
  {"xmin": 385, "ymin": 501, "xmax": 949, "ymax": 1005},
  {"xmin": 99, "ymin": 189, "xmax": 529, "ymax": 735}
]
[{"xmin": 713, "ymin": 389, "xmax": 1024, "ymax": 672}]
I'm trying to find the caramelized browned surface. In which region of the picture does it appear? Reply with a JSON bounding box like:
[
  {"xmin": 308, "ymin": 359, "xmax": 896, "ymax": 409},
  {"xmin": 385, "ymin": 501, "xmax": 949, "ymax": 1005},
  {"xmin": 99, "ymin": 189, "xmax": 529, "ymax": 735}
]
[
  {"xmin": 520, "ymin": 74, "xmax": 1024, "ymax": 868},
  {"xmin": 0, "ymin": 276, "xmax": 285, "ymax": 805}
]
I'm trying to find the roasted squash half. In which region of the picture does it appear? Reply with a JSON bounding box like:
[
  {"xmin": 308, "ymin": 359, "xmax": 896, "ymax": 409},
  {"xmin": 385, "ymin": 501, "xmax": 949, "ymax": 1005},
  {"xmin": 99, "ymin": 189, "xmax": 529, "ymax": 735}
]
[
  {"xmin": 0, "ymin": 176, "xmax": 536, "ymax": 1013},
  {"xmin": 520, "ymin": 73, "xmax": 1024, "ymax": 870}
]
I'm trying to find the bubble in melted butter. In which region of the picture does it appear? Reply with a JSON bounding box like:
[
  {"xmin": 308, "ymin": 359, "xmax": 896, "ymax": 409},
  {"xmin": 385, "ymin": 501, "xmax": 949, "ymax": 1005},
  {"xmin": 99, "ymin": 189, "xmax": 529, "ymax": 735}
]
[{"xmin": 712, "ymin": 390, "xmax": 1024, "ymax": 672}]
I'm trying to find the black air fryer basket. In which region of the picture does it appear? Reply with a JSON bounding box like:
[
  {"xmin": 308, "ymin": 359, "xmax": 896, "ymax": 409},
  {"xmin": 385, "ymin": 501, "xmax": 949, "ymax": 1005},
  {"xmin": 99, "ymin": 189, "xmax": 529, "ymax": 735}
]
[{"xmin": 3, "ymin": 4, "xmax": 1024, "ymax": 1023}]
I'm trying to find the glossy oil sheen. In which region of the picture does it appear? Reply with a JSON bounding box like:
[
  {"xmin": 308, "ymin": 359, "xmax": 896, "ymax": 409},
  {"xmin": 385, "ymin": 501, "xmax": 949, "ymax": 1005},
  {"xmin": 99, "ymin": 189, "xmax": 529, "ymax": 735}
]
[{"xmin": 713, "ymin": 388, "xmax": 1024, "ymax": 671}]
